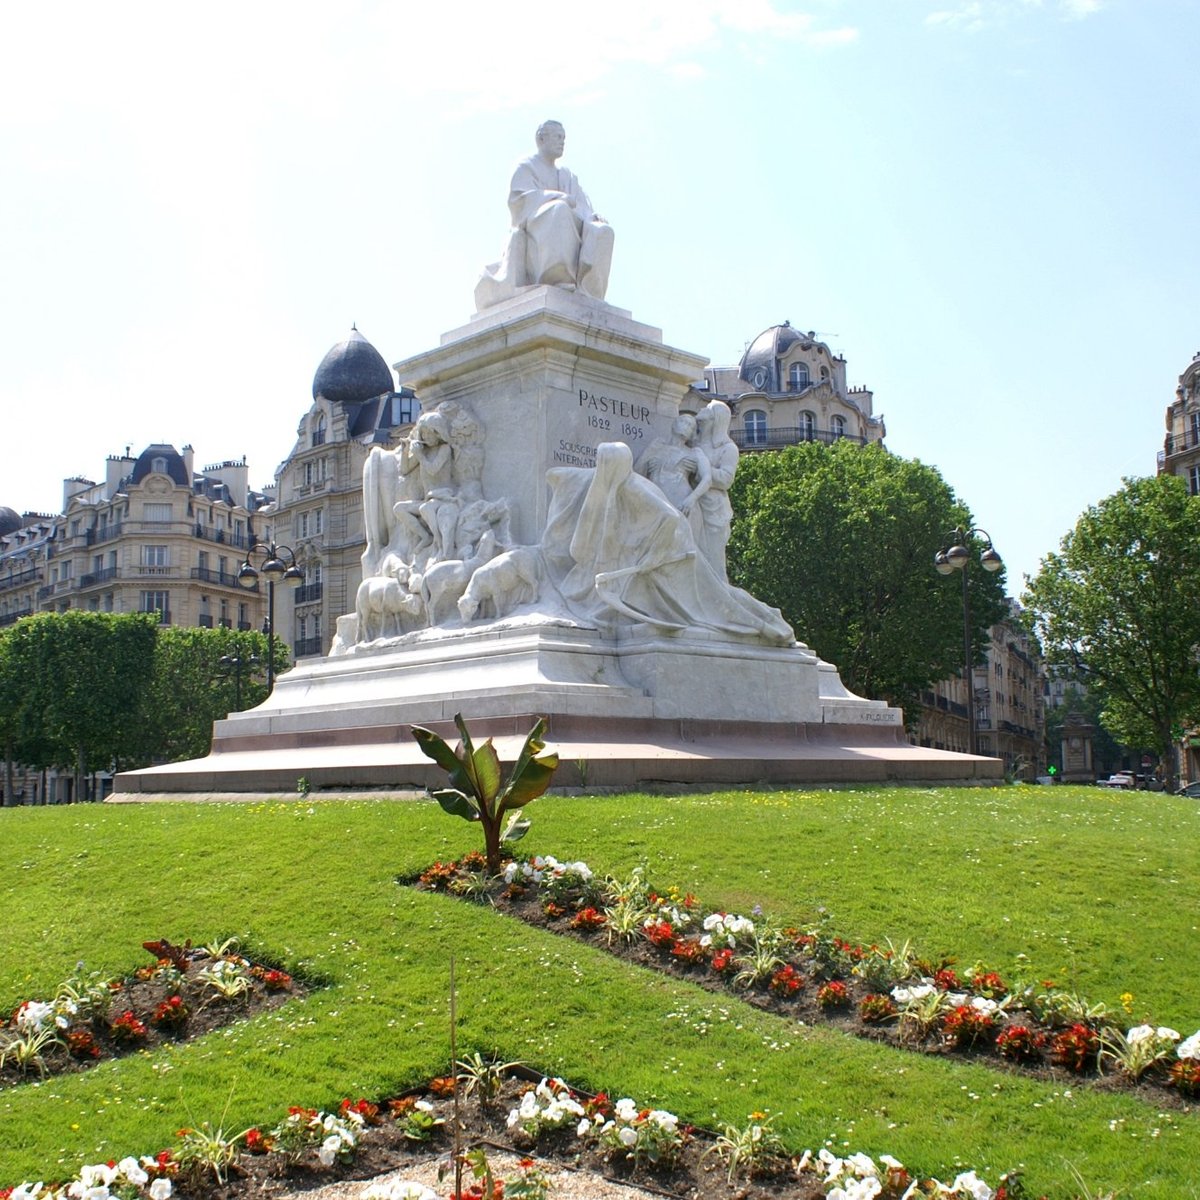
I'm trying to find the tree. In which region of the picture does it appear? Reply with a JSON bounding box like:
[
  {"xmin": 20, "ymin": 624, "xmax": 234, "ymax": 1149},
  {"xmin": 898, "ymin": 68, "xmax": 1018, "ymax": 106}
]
[
  {"xmin": 130, "ymin": 625, "xmax": 280, "ymax": 766},
  {"xmin": 1023, "ymin": 474, "xmax": 1200, "ymax": 790},
  {"xmin": 728, "ymin": 441, "xmax": 1008, "ymax": 723},
  {"xmin": 2, "ymin": 612, "xmax": 158, "ymax": 800}
]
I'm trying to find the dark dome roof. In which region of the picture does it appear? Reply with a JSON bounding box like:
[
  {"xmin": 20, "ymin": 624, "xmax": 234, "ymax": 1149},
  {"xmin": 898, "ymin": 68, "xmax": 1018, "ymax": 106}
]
[
  {"xmin": 312, "ymin": 327, "xmax": 394, "ymax": 404},
  {"xmin": 0, "ymin": 506, "xmax": 21, "ymax": 537},
  {"xmin": 130, "ymin": 445, "xmax": 190, "ymax": 487},
  {"xmin": 739, "ymin": 323, "xmax": 814, "ymax": 388}
]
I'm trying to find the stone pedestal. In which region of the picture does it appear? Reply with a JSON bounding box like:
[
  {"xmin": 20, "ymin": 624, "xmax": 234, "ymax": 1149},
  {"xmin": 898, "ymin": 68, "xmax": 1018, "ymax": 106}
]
[
  {"xmin": 393, "ymin": 288, "xmax": 705, "ymax": 546},
  {"xmin": 114, "ymin": 292, "xmax": 1003, "ymax": 796}
]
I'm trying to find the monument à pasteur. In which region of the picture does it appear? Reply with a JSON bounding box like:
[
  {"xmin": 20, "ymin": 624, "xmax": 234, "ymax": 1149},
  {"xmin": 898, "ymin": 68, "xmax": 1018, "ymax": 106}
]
[{"xmin": 116, "ymin": 122, "xmax": 1002, "ymax": 794}]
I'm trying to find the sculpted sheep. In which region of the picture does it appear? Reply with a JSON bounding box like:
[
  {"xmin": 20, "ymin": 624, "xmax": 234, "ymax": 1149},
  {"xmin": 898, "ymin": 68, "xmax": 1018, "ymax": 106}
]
[
  {"xmin": 457, "ymin": 546, "xmax": 542, "ymax": 623},
  {"xmin": 419, "ymin": 530, "xmax": 498, "ymax": 626},
  {"xmin": 355, "ymin": 573, "xmax": 423, "ymax": 642}
]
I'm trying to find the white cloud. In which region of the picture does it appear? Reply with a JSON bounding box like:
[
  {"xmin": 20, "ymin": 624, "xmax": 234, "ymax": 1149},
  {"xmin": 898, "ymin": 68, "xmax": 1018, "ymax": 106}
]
[{"xmin": 925, "ymin": 0, "xmax": 1102, "ymax": 29}]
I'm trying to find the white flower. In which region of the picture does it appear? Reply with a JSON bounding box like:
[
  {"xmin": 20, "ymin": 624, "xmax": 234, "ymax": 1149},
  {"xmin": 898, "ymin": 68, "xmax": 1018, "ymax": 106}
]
[
  {"xmin": 115, "ymin": 1158, "xmax": 147, "ymax": 1187},
  {"xmin": 1127, "ymin": 1024, "xmax": 1155, "ymax": 1044},
  {"xmin": 647, "ymin": 1109, "xmax": 678, "ymax": 1132},
  {"xmin": 945, "ymin": 992, "xmax": 969, "ymax": 1007},
  {"xmin": 618, "ymin": 1126, "xmax": 638, "ymax": 1147},
  {"xmin": 11, "ymin": 1183, "xmax": 45, "ymax": 1200},
  {"xmin": 362, "ymin": 1182, "xmax": 437, "ymax": 1200},
  {"xmin": 577, "ymin": 1117, "xmax": 592, "ymax": 1138},
  {"xmin": 847, "ymin": 1151, "xmax": 879, "ymax": 1178},
  {"xmin": 1177, "ymin": 1030, "xmax": 1200, "ymax": 1060},
  {"xmin": 948, "ymin": 1169, "xmax": 994, "ymax": 1200},
  {"xmin": 969, "ymin": 996, "xmax": 999, "ymax": 1016},
  {"xmin": 614, "ymin": 1097, "xmax": 639, "ymax": 1122},
  {"xmin": 15, "ymin": 1000, "xmax": 54, "ymax": 1032},
  {"xmin": 1156, "ymin": 1026, "xmax": 1181, "ymax": 1042},
  {"xmin": 149, "ymin": 1180, "xmax": 173, "ymax": 1200},
  {"xmin": 829, "ymin": 1178, "xmax": 882, "ymax": 1200},
  {"xmin": 77, "ymin": 1165, "xmax": 116, "ymax": 1189},
  {"xmin": 318, "ymin": 1134, "xmax": 343, "ymax": 1166},
  {"xmin": 892, "ymin": 984, "xmax": 934, "ymax": 1005}
]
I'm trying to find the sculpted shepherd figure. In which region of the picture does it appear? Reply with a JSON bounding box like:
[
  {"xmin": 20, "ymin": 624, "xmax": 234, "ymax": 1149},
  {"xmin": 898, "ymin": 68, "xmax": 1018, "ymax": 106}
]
[{"xmin": 476, "ymin": 121, "xmax": 615, "ymax": 310}]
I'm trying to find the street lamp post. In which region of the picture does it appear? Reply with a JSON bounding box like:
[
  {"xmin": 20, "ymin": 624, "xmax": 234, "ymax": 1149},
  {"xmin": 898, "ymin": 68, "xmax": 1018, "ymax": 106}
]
[
  {"xmin": 237, "ymin": 541, "xmax": 303, "ymax": 692},
  {"xmin": 934, "ymin": 526, "xmax": 1003, "ymax": 756},
  {"xmin": 216, "ymin": 648, "xmax": 259, "ymax": 709}
]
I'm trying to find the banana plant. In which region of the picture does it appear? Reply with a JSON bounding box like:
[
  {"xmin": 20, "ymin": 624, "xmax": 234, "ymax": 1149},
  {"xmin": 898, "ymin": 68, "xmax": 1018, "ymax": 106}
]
[{"xmin": 411, "ymin": 713, "xmax": 559, "ymax": 874}]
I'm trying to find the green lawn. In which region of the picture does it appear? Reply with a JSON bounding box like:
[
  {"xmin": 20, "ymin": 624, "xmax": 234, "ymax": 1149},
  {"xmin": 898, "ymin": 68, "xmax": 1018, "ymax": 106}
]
[{"xmin": 0, "ymin": 785, "xmax": 1196, "ymax": 1197}]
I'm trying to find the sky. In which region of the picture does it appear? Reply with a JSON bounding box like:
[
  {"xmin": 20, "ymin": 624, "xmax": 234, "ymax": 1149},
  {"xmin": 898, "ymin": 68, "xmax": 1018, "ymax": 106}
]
[{"xmin": 2, "ymin": 0, "xmax": 1197, "ymax": 591}]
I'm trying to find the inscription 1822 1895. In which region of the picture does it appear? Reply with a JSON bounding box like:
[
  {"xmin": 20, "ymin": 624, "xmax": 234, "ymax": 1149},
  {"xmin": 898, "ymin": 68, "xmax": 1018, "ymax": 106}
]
[{"xmin": 577, "ymin": 388, "xmax": 651, "ymax": 442}]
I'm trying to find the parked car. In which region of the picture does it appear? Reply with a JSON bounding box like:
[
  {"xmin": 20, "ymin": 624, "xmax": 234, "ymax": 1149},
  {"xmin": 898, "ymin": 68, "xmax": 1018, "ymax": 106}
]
[
  {"xmin": 1097, "ymin": 771, "xmax": 1136, "ymax": 789},
  {"xmin": 1177, "ymin": 781, "xmax": 1200, "ymax": 798}
]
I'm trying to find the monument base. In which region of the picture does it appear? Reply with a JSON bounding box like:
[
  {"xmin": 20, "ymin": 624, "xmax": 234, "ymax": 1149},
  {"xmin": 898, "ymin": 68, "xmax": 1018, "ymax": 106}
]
[{"xmin": 114, "ymin": 623, "xmax": 1003, "ymax": 794}]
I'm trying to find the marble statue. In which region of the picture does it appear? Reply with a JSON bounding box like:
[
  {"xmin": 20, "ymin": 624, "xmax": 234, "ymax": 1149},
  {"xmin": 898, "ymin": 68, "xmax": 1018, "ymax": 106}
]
[
  {"xmin": 458, "ymin": 546, "xmax": 542, "ymax": 623},
  {"xmin": 636, "ymin": 413, "xmax": 711, "ymax": 531},
  {"xmin": 541, "ymin": 442, "xmax": 794, "ymax": 644},
  {"xmin": 475, "ymin": 121, "xmax": 615, "ymax": 310},
  {"xmin": 693, "ymin": 400, "xmax": 738, "ymax": 581}
]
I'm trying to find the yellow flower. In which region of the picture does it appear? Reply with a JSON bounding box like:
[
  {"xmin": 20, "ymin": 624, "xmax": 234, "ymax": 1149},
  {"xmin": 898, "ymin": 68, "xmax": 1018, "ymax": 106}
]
[{"xmin": 1121, "ymin": 991, "xmax": 1135, "ymax": 1014}]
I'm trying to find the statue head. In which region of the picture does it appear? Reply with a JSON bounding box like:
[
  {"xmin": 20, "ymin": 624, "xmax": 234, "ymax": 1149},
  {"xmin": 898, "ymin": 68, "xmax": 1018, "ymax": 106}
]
[
  {"xmin": 697, "ymin": 400, "xmax": 732, "ymax": 444},
  {"xmin": 535, "ymin": 120, "xmax": 566, "ymax": 160},
  {"xmin": 671, "ymin": 413, "xmax": 697, "ymax": 443}
]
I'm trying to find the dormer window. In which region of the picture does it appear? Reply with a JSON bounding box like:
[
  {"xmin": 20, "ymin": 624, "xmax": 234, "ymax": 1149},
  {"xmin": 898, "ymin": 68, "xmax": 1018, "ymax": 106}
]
[
  {"xmin": 788, "ymin": 363, "xmax": 810, "ymax": 392},
  {"xmin": 312, "ymin": 414, "xmax": 327, "ymax": 447},
  {"xmin": 151, "ymin": 456, "xmax": 169, "ymax": 475}
]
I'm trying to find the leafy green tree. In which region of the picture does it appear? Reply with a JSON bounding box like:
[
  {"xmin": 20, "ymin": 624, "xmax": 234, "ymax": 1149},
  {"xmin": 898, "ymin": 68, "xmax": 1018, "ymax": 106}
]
[
  {"xmin": 2, "ymin": 612, "xmax": 158, "ymax": 800},
  {"xmin": 131, "ymin": 626, "xmax": 280, "ymax": 766},
  {"xmin": 728, "ymin": 441, "xmax": 1007, "ymax": 722},
  {"xmin": 1023, "ymin": 474, "xmax": 1200, "ymax": 790}
]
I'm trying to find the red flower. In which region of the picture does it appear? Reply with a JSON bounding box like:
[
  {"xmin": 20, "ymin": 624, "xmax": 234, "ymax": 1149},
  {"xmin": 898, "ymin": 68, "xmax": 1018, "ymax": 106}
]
[
  {"xmin": 996, "ymin": 1025, "xmax": 1045, "ymax": 1062},
  {"xmin": 769, "ymin": 964, "xmax": 803, "ymax": 995},
  {"xmin": 972, "ymin": 970, "xmax": 1007, "ymax": 997},
  {"xmin": 817, "ymin": 981, "xmax": 849, "ymax": 1009},
  {"xmin": 1050, "ymin": 1024, "xmax": 1099, "ymax": 1073},
  {"xmin": 942, "ymin": 1005, "xmax": 996, "ymax": 1048},
  {"xmin": 643, "ymin": 920, "xmax": 675, "ymax": 949},
  {"xmin": 858, "ymin": 993, "xmax": 897, "ymax": 1022},
  {"xmin": 933, "ymin": 967, "xmax": 960, "ymax": 990},
  {"xmin": 570, "ymin": 907, "xmax": 606, "ymax": 930},
  {"xmin": 109, "ymin": 1010, "xmax": 148, "ymax": 1043},
  {"xmin": 711, "ymin": 948, "xmax": 735, "ymax": 973}
]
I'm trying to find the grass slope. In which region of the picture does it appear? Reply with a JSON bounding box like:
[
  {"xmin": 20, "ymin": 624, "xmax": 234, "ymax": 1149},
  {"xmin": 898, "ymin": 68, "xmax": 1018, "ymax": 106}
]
[{"xmin": 0, "ymin": 786, "xmax": 1196, "ymax": 1198}]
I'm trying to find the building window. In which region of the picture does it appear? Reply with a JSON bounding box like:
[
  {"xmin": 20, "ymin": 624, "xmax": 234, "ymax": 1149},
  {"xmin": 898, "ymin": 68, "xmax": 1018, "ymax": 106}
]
[
  {"xmin": 303, "ymin": 458, "xmax": 328, "ymax": 486},
  {"xmin": 1190, "ymin": 410, "xmax": 1200, "ymax": 446},
  {"xmin": 788, "ymin": 362, "xmax": 810, "ymax": 391},
  {"xmin": 313, "ymin": 509, "xmax": 323, "ymax": 535},
  {"xmin": 744, "ymin": 410, "xmax": 767, "ymax": 446},
  {"xmin": 297, "ymin": 512, "xmax": 308, "ymax": 538},
  {"xmin": 393, "ymin": 394, "xmax": 420, "ymax": 425},
  {"xmin": 830, "ymin": 414, "xmax": 846, "ymax": 441},
  {"xmin": 151, "ymin": 456, "xmax": 169, "ymax": 475},
  {"xmin": 143, "ymin": 503, "xmax": 173, "ymax": 522},
  {"xmin": 140, "ymin": 590, "xmax": 170, "ymax": 622},
  {"xmin": 1189, "ymin": 465, "xmax": 1200, "ymax": 496},
  {"xmin": 799, "ymin": 411, "xmax": 816, "ymax": 442},
  {"xmin": 312, "ymin": 414, "xmax": 327, "ymax": 447},
  {"xmin": 143, "ymin": 545, "xmax": 169, "ymax": 568}
]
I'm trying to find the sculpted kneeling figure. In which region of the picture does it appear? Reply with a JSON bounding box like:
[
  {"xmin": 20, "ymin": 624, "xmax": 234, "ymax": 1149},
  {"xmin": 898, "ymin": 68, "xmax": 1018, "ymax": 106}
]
[{"xmin": 476, "ymin": 120, "xmax": 615, "ymax": 310}]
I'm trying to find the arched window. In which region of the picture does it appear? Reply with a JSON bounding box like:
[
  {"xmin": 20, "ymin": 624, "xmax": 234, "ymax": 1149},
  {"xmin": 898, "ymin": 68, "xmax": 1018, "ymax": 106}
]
[
  {"xmin": 788, "ymin": 363, "xmax": 810, "ymax": 391},
  {"xmin": 830, "ymin": 414, "xmax": 846, "ymax": 441},
  {"xmin": 744, "ymin": 410, "xmax": 767, "ymax": 446},
  {"xmin": 151, "ymin": 456, "xmax": 168, "ymax": 475},
  {"xmin": 799, "ymin": 411, "xmax": 816, "ymax": 442},
  {"xmin": 311, "ymin": 413, "xmax": 327, "ymax": 448}
]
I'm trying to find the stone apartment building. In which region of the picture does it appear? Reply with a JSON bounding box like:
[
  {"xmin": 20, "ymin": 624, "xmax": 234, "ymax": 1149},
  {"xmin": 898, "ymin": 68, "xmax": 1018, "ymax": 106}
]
[
  {"xmin": 1, "ymin": 445, "xmax": 270, "ymax": 632},
  {"xmin": 1158, "ymin": 349, "xmax": 1200, "ymax": 494},
  {"xmin": 270, "ymin": 327, "xmax": 418, "ymax": 661},
  {"xmin": 912, "ymin": 603, "xmax": 1045, "ymax": 780},
  {"xmin": 699, "ymin": 321, "xmax": 886, "ymax": 450}
]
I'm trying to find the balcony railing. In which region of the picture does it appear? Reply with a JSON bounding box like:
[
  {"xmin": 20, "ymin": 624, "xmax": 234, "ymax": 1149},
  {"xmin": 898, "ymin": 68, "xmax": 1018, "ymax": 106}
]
[
  {"xmin": 92, "ymin": 523, "xmax": 124, "ymax": 544},
  {"xmin": 294, "ymin": 581, "xmax": 324, "ymax": 605},
  {"xmin": 732, "ymin": 426, "xmax": 867, "ymax": 452},
  {"xmin": 78, "ymin": 567, "xmax": 119, "ymax": 589},
  {"xmin": 293, "ymin": 636, "xmax": 323, "ymax": 658},
  {"xmin": 0, "ymin": 567, "xmax": 42, "ymax": 594},
  {"xmin": 193, "ymin": 524, "xmax": 248, "ymax": 549},
  {"xmin": 0, "ymin": 608, "xmax": 34, "ymax": 627},
  {"xmin": 190, "ymin": 567, "xmax": 247, "ymax": 588}
]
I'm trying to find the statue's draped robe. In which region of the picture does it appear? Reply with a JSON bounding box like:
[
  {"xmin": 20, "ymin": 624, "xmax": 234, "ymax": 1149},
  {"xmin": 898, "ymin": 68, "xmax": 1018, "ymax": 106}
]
[
  {"xmin": 476, "ymin": 155, "xmax": 615, "ymax": 309},
  {"xmin": 541, "ymin": 443, "xmax": 794, "ymax": 644}
]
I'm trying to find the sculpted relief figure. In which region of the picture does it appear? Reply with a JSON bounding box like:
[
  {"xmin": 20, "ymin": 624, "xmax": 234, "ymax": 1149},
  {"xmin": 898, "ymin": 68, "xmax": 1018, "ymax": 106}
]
[
  {"xmin": 475, "ymin": 121, "xmax": 615, "ymax": 311},
  {"xmin": 541, "ymin": 442, "xmax": 793, "ymax": 646},
  {"xmin": 636, "ymin": 413, "xmax": 711, "ymax": 533},
  {"xmin": 692, "ymin": 400, "xmax": 738, "ymax": 582}
]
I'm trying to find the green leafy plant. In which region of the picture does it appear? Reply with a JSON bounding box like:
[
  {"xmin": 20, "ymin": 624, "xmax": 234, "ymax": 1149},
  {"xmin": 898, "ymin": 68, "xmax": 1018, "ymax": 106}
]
[
  {"xmin": 704, "ymin": 1112, "xmax": 787, "ymax": 1183},
  {"xmin": 0, "ymin": 1024, "xmax": 60, "ymax": 1077},
  {"xmin": 456, "ymin": 1052, "xmax": 523, "ymax": 1111},
  {"xmin": 411, "ymin": 713, "xmax": 559, "ymax": 874}
]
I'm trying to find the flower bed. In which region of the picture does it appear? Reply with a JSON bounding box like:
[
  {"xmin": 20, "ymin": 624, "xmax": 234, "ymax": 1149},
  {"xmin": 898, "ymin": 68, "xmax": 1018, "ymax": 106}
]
[
  {"xmin": 413, "ymin": 854, "xmax": 1200, "ymax": 1104},
  {"xmin": 0, "ymin": 1067, "xmax": 1032, "ymax": 1200},
  {"xmin": 0, "ymin": 938, "xmax": 304, "ymax": 1088}
]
